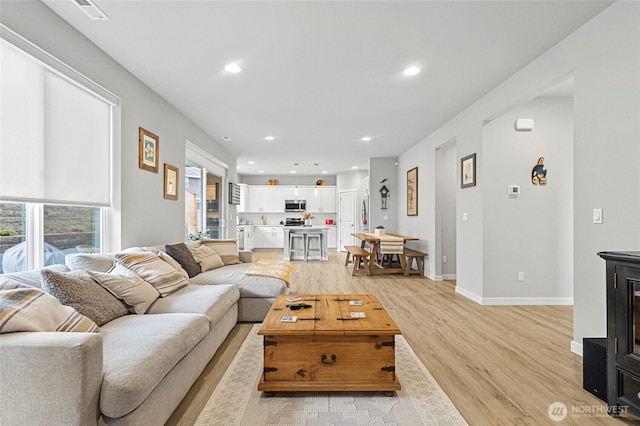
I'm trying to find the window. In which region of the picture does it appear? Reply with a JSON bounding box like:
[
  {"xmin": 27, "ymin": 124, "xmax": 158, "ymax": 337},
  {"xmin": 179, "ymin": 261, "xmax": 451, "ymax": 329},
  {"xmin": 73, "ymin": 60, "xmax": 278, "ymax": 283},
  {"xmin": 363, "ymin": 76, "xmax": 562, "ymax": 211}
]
[
  {"xmin": 0, "ymin": 27, "xmax": 117, "ymax": 272},
  {"xmin": 0, "ymin": 203, "xmax": 101, "ymax": 273}
]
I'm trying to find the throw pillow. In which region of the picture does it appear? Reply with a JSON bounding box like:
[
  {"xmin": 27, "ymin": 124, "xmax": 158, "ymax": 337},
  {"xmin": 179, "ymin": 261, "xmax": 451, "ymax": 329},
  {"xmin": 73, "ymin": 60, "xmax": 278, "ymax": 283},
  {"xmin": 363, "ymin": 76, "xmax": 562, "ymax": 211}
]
[
  {"xmin": 115, "ymin": 252, "xmax": 189, "ymax": 297},
  {"xmin": 40, "ymin": 269, "xmax": 128, "ymax": 326},
  {"xmin": 88, "ymin": 265, "xmax": 159, "ymax": 314},
  {"xmin": 187, "ymin": 244, "xmax": 224, "ymax": 272},
  {"xmin": 165, "ymin": 243, "xmax": 201, "ymax": 278},
  {"xmin": 200, "ymin": 239, "xmax": 242, "ymax": 265},
  {"xmin": 158, "ymin": 250, "xmax": 190, "ymax": 281},
  {"xmin": 0, "ymin": 280, "xmax": 99, "ymax": 333}
]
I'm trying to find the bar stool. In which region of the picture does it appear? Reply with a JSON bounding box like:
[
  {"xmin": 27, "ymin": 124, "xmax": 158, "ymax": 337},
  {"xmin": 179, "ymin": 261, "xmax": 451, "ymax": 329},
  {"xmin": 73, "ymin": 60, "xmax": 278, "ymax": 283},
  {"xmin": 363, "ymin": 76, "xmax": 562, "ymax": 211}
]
[
  {"xmin": 305, "ymin": 233, "xmax": 322, "ymax": 261},
  {"xmin": 289, "ymin": 233, "xmax": 305, "ymax": 260}
]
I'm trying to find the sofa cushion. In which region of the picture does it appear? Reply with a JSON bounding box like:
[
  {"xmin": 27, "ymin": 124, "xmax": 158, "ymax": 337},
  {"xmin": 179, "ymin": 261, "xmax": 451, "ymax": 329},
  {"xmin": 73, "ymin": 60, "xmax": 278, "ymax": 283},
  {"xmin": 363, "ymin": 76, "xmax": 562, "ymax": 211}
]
[
  {"xmin": 99, "ymin": 313, "xmax": 209, "ymax": 418},
  {"xmin": 165, "ymin": 243, "xmax": 201, "ymax": 278},
  {"xmin": 0, "ymin": 264, "xmax": 69, "ymax": 289},
  {"xmin": 65, "ymin": 253, "xmax": 116, "ymax": 273},
  {"xmin": 0, "ymin": 280, "xmax": 99, "ymax": 333},
  {"xmin": 189, "ymin": 263, "xmax": 287, "ymax": 298},
  {"xmin": 147, "ymin": 284, "xmax": 239, "ymax": 325},
  {"xmin": 187, "ymin": 243, "xmax": 224, "ymax": 272},
  {"xmin": 88, "ymin": 265, "xmax": 159, "ymax": 314},
  {"xmin": 200, "ymin": 239, "xmax": 241, "ymax": 265},
  {"xmin": 40, "ymin": 269, "xmax": 129, "ymax": 326},
  {"xmin": 158, "ymin": 251, "xmax": 190, "ymax": 281},
  {"xmin": 115, "ymin": 252, "xmax": 189, "ymax": 297}
]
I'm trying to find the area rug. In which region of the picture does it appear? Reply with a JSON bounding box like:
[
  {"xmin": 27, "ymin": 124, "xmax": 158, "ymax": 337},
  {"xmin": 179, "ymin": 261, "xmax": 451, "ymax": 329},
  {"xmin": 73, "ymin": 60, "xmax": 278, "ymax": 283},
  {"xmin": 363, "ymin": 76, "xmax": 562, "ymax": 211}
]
[{"xmin": 196, "ymin": 324, "xmax": 467, "ymax": 425}]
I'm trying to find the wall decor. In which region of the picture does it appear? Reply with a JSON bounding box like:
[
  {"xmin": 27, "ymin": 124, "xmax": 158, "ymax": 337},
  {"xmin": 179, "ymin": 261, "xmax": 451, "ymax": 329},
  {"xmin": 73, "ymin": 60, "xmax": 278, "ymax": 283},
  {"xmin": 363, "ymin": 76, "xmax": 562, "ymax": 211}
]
[
  {"xmin": 139, "ymin": 127, "xmax": 159, "ymax": 173},
  {"xmin": 380, "ymin": 185, "xmax": 390, "ymax": 210},
  {"xmin": 461, "ymin": 153, "xmax": 476, "ymax": 188},
  {"xmin": 164, "ymin": 163, "xmax": 179, "ymax": 200},
  {"xmin": 531, "ymin": 157, "xmax": 547, "ymax": 185},
  {"xmin": 407, "ymin": 167, "xmax": 418, "ymax": 216}
]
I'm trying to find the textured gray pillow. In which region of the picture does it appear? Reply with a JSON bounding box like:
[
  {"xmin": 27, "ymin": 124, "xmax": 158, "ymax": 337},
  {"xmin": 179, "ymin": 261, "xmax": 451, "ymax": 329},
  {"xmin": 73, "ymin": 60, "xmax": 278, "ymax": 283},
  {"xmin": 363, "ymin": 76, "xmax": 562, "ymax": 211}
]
[
  {"xmin": 41, "ymin": 269, "xmax": 128, "ymax": 326},
  {"xmin": 165, "ymin": 243, "xmax": 201, "ymax": 278}
]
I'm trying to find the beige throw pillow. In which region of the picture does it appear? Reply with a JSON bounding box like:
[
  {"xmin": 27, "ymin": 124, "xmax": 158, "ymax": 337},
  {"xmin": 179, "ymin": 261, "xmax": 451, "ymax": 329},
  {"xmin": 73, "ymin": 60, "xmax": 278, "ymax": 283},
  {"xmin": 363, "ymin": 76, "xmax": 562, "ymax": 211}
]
[
  {"xmin": 200, "ymin": 239, "xmax": 241, "ymax": 265},
  {"xmin": 0, "ymin": 280, "xmax": 99, "ymax": 333},
  {"xmin": 115, "ymin": 252, "xmax": 189, "ymax": 297},
  {"xmin": 187, "ymin": 244, "xmax": 224, "ymax": 272},
  {"xmin": 88, "ymin": 265, "xmax": 159, "ymax": 314},
  {"xmin": 158, "ymin": 250, "xmax": 190, "ymax": 280}
]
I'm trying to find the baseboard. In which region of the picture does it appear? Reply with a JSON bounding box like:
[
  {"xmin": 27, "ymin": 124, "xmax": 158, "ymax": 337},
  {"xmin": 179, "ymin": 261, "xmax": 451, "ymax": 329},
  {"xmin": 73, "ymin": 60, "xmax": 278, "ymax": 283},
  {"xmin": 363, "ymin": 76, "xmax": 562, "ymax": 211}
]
[
  {"xmin": 454, "ymin": 287, "xmax": 573, "ymax": 306},
  {"xmin": 455, "ymin": 286, "xmax": 483, "ymax": 304},
  {"xmin": 481, "ymin": 297, "xmax": 573, "ymax": 305},
  {"xmin": 443, "ymin": 274, "xmax": 457, "ymax": 280},
  {"xmin": 427, "ymin": 273, "xmax": 442, "ymax": 281},
  {"xmin": 571, "ymin": 340, "xmax": 583, "ymax": 357}
]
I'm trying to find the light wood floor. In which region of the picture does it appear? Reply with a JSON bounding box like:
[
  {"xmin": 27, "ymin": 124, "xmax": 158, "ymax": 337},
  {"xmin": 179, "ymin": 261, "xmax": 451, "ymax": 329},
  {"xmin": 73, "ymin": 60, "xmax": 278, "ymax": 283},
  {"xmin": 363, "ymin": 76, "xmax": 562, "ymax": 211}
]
[{"xmin": 167, "ymin": 250, "xmax": 637, "ymax": 425}]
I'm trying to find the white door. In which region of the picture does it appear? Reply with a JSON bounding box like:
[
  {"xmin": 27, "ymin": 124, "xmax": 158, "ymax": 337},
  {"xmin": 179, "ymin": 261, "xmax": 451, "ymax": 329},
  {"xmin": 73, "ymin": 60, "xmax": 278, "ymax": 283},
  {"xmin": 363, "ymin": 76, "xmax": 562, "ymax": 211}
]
[{"xmin": 339, "ymin": 190, "xmax": 357, "ymax": 252}]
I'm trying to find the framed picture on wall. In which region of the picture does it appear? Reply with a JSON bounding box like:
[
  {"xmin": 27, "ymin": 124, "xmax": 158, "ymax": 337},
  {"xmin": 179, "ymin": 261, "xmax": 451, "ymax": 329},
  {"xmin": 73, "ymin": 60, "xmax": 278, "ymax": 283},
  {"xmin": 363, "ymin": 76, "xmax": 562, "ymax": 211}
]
[
  {"xmin": 164, "ymin": 163, "xmax": 179, "ymax": 200},
  {"xmin": 139, "ymin": 127, "xmax": 159, "ymax": 172},
  {"xmin": 407, "ymin": 167, "xmax": 418, "ymax": 216},
  {"xmin": 461, "ymin": 153, "xmax": 476, "ymax": 188}
]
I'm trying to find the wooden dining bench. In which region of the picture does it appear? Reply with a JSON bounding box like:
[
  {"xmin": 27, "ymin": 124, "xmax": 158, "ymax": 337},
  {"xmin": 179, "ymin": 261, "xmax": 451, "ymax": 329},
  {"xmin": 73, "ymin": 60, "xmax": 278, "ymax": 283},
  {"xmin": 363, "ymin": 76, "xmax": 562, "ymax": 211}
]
[
  {"xmin": 344, "ymin": 245, "xmax": 373, "ymax": 276},
  {"xmin": 403, "ymin": 248, "xmax": 427, "ymax": 276}
]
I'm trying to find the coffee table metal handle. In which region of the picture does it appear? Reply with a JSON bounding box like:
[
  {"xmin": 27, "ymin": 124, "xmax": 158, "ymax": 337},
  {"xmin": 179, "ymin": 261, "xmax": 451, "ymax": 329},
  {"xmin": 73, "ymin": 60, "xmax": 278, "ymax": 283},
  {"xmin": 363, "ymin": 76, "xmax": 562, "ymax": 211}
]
[{"xmin": 321, "ymin": 354, "xmax": 337, "ymax": 365}]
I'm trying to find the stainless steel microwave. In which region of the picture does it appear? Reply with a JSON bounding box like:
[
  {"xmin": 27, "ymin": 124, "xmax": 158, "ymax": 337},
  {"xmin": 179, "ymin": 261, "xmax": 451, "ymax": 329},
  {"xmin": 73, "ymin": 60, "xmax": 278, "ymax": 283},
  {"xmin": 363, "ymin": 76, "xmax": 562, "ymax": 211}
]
[{"xmin": 285, "ymin": 200, "xmax": 306, "ymax": 212}]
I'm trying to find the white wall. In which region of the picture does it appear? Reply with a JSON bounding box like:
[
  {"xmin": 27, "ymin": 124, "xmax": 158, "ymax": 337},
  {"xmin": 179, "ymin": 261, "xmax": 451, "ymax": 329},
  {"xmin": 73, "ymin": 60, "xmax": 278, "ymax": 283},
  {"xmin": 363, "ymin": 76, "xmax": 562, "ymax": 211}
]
[
  {"xmin": 482, "ymin": 97, "xmax": 573, "ymax": 303},
  {"xmin": 369, "ymin": 158, "xmax": 398, "ymax": 232},
  {"xmin": 1, "ymin": 1, "xmax": 239, "ymax": 249},
  {"xmin": 396, "ymin": 2, "xmax": 640, "ymax": 349}
]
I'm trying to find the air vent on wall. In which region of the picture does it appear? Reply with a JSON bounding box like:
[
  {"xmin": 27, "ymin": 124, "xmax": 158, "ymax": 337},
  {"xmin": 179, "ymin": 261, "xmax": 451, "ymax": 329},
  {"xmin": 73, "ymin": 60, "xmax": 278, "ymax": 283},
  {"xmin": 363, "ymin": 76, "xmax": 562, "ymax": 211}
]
[{"xmin": 72, "ymin": 0, "xmax": 110, "ymax": 21}]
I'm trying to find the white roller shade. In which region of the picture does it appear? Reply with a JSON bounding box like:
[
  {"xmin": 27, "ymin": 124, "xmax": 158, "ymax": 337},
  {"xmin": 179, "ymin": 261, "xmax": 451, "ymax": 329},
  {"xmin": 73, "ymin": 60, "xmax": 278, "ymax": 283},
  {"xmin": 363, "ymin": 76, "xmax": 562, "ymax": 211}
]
[{"xmin": 0, "ymin": 36, "xmax": 113, "ymax": 207}]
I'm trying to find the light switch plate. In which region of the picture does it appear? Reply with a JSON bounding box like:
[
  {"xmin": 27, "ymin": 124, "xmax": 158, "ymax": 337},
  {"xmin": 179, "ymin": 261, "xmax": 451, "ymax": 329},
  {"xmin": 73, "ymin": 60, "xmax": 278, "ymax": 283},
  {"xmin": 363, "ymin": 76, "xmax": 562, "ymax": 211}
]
[{"xmin": 593, "ymin": 208, "xmax": 603, "ymax": 224}]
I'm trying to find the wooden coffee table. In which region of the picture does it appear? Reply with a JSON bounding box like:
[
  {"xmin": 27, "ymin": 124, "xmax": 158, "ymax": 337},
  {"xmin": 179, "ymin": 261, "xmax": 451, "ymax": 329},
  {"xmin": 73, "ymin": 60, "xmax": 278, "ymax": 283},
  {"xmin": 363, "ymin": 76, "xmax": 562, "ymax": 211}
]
[{"xmin": 257, "ymin": 294, "xmax": 401, "ymax": 394}]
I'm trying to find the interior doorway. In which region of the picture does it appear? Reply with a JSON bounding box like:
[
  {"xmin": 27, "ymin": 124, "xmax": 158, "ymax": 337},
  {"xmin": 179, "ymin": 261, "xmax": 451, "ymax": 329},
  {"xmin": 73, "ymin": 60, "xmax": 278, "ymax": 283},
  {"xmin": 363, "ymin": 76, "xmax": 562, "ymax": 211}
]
[
  {"xmin": 184, "ymin": 164, "xmax": 223, "ymax": 239},
  {"xmin": 435, "ymin": 139, "xmax": 457, "ymax": 281}
]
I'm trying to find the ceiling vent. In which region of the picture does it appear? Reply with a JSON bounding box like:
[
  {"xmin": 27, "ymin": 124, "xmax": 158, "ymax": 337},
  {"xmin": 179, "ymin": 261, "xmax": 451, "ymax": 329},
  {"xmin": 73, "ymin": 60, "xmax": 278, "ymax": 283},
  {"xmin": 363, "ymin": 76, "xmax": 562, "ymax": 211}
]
[{"xmin": 72, "ymin": 0, "xmax": 110, "ymax": 21}]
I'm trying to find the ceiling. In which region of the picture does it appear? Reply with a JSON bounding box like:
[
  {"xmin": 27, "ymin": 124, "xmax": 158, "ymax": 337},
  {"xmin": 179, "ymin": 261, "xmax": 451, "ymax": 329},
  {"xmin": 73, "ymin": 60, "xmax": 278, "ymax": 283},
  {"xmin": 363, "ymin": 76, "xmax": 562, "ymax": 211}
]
[{"xmin": 43, "ymin": 0, "xmax": 611, "ymax": 176}]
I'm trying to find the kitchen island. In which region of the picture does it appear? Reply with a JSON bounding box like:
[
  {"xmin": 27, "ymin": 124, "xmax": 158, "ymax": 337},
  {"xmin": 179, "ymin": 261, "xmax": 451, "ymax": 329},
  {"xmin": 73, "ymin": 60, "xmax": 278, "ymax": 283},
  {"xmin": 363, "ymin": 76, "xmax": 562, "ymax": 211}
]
[{"xmin": 283, "ymin": 226, "xmax": 328, "ymax": 261}]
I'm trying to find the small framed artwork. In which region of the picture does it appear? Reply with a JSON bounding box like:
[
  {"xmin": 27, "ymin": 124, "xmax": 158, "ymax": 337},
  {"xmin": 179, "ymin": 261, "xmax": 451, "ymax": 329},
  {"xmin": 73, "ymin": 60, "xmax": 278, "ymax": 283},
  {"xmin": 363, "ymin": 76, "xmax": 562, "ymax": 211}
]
[
  {"xmin": 164, "ymin": 163, "xmax": 179, "ymax": 200},
  {"xmin": 407, "ymin": 167, "xmax": 418, "ymax": 216},
  {"xmin": 139, "ymin": 127, "xmax": 159, "ymax": 172},
  {"xmin": 461, "ymin": 153, "xmax": 476, "ymax": 188}
]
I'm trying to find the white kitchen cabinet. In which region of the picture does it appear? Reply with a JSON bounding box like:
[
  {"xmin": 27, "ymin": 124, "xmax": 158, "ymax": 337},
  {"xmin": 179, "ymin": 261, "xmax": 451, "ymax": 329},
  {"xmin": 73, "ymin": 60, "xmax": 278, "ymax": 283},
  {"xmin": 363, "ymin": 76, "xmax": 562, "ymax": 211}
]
[
  {"xmin": 255, "ymin": 226, "xmax": 284, "ymax": 248},
  {"xmin": 243, "ymin": 226, "xmax": 255, "ymax": 250},
  {"xmin": 247, "ymin": 186, "xmax": 274, "ymax": 212},
  {"xmin": 306, "ymin": 186, "xmax": 336, "ymax": 213},
  {"xmin": 327, "ymin": 227, "xmax": 337, "ymax": 248},
  {"xmin": 244, "ymin": 185, "xmax": 335, "ymax": 213}
]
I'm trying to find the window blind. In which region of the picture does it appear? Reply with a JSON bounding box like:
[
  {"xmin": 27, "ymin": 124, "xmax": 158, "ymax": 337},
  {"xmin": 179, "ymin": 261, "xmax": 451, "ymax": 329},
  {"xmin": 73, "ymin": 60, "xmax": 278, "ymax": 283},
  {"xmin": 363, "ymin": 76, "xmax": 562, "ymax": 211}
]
[{"xmin": 0, "ymin": 35, "xmax": 114, "ymax": 207}]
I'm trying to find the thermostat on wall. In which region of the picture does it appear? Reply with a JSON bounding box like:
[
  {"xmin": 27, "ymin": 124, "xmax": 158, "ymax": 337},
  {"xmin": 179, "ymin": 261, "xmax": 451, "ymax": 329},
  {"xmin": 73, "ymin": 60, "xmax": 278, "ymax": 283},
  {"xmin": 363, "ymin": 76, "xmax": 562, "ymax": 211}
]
[{"xmin": 508, "ymin": 185, "xmax": 520, "ymax": 195}]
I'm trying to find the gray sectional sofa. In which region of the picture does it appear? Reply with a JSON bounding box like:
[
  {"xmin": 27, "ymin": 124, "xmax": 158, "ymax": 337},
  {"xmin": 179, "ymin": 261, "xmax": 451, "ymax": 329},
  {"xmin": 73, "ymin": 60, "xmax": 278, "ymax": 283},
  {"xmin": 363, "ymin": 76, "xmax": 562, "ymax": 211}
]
[{"xmin": 0, "ymin": 240, "xmax": 288, "ymax": 426}]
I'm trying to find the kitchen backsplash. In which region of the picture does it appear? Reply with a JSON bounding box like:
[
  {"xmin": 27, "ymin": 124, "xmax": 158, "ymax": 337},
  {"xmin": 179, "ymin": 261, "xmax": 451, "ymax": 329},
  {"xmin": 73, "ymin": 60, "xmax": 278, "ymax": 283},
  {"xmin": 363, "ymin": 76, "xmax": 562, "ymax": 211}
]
[{"xmin": 239, "ymin": 212, "xmax": 336, "ymax": 226}]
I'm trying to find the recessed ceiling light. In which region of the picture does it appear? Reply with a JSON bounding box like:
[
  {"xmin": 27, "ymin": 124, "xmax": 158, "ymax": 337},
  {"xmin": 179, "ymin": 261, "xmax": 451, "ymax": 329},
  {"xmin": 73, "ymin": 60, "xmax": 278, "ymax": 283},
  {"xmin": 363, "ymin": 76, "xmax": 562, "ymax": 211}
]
[
  {"xmin": 352, "ymin": 166, "xmax": 358, "ymax": 170},
  {"xmin": 224, "ymin": 63, "xmax": 242, "ymax": 73},
  {"xmin": 361, "ymin": 137, "xmax": 371, "ymax": 142},
  {"xmin": 290, "ymin": 170, "xmax": 296, "ymax": 174},
  {"xmin": 322, "ymin": 171, "xmax": 328, "ymax": 174},
  {"xmin": 248, "ymin": 161, "xmax": 255, "ymax": 165},
  {"xmin": 403, "ymin": 66, "xmax": 420, "ymax": 76},
  {"xmin": 265, "ymin": 136, "xmax": 275, "ymax": 141},
  {"xmin": 258, "ymin": 170, "xmax": 264, "ymax": 174}
]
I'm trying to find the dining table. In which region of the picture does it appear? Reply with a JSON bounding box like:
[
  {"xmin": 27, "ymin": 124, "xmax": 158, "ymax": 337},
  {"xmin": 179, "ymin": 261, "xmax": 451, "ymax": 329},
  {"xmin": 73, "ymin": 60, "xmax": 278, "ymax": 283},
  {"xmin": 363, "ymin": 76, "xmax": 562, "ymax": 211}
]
[{"xmin": 350, "ymin": 232, "xmax": 419, "ymax": 275}]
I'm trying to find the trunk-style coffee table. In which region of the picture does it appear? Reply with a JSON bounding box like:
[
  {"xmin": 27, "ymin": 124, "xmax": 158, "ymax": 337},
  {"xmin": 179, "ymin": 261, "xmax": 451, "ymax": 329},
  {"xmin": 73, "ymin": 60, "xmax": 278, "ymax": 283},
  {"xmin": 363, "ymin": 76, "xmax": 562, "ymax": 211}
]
[{"xmin": 257, "ymin": 294, "xmax": 401, "ymax": 395}]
